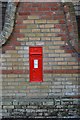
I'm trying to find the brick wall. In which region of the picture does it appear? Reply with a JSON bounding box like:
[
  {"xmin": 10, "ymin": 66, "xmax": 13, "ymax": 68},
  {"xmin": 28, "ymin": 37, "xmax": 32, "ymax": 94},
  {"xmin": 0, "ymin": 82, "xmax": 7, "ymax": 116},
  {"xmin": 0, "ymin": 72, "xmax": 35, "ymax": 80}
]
[{"xmin": 1, "ymin": 2, "xmax": 80, "ymax": 118}]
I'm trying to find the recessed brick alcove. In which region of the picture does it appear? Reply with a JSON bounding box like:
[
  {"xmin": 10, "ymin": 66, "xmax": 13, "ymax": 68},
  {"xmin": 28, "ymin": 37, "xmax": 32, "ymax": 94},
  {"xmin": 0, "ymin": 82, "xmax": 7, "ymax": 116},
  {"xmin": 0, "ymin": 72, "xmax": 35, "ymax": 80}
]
[{"xmin": 1, "ymin": 1, "xmax": 80, "ymax": 119}]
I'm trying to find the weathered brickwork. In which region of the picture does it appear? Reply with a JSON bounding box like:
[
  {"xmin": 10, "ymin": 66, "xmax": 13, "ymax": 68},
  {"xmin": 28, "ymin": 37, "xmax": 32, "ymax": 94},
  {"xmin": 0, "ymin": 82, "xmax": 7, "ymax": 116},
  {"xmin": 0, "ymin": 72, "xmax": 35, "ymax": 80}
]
[
  {"xmin": 63, "ymin": 2, "xmax": 79, "ymax": 53},
  {"xmin": 1, "ymin": 2, "xmax": 80, "ymax": 118}
]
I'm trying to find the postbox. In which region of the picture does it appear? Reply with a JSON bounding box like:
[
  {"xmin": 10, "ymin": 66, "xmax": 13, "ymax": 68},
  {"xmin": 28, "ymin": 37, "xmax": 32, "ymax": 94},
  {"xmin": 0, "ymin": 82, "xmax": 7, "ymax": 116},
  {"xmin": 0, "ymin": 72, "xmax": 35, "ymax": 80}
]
[{"xmin": 29, "ymin": 46, "xmax": 43, "ymax": 82}]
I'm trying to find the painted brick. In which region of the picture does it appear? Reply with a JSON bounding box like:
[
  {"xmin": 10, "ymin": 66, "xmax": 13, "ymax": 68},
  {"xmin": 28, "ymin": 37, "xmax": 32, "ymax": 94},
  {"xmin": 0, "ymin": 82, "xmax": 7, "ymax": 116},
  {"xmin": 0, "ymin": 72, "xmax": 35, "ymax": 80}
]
[
  {"xmin": 49, "ymin": 54, "xmax": 59, "ymax": 57},
  {"xmin": 44, "ymin": 50, "xmax": 55, "ymax": 53},
  {"xmin": 11, "ymin": 54, "xmax": 23, "ymax": 58},
  {"xmin": 23, "ymin": 20, "xmax": 34, "ymax": 24},
  {"xmin": 53, "ymin": 41, "xmax": 65, "ymax": 45},
  {"xmin": 49, "ymin": 46, "xmax": 60, "ymax": 49},
  {"xmin": 41, "ymin": 37, "xmax": 50, "ymax": 41},
  {"xmin": 51, "ymin": 28, "xmax": 60, "ymax": 32},
  {"xmin": 1, "ymin": 54, "xmax": 11, "ymax": 58},
  {"xmin": 20, "ymin": 29, "xmax": 32, "ymax": 33},
  {"xmin": 55, "ymin": 58, "xmax": 64, "ymax": 61},
  {"xmin": 29, "ymin": 37, "xmax": 40, "ymax": 41},
  {"xmin": 51, "ymin": 37, "xmax": 61, "ymax": 41},
  {"xmin": 7, "ymin": 74, "xmax": 18, "ymax": 78},
  {"xmin": 32, "ymin": 29, "xmax": 40, "ymax": 32},
  {"xmin": 55, "ymin": 49, "xmax": 64, "ymax": 53},
  {"xmin": 35, "ymin": 20, "xmax": 46, "ymax": 24},
  {"xmin": 39, "ymin": 24, "xmax": 45, "ymax": 28},
  {"xmin": 73, "ymin": 66, "xmax": 78, "ymax": 69},
  {"xmin": 15, "ymin": 46, "xmax": 23, "ymax": 50},
  {"xmin": 27, "ymin": 24, "xmax": 38, "ymax": 29},
  {"xmin": 41, "ymin": 29, "xmax": 50, "ymax": 33},
  {"xmin": 25, "ymin": 33, "xmax": 36, "ymax": 37},
  {"xmin": 67, "ymin": 62, "xmax": 78, "ymax": 65},
  {"xmin": 26, "ymin": 42, "xmax": 35, "ymax": 46},
  {"xmin": 47, "ymin": 20, "xmax": 59, "ymax": 23},
  {"xmin": 6, "ymin": 50, "xmax": 17, "ymax": 54},
  {"xmin": 7, "ymin": 67, "xmax": 13, "ymax": 70},
  {"xmin": 44, "ymin": 33, "xmax": 56, "ymax": 37},
  {"xmin": 35, "ymin": 42, "xmax": 44, "ymax": 46},
  {"xmin": 45, "ymin": 24, "xmax": 54, "ymax": 28},
  {"xmin": 58, "ymin": 62, "xmax": 67, "ymax": 65},
  {"xmin": 17, "ymin": 37, "xmax": 28, "ymax": 41},
  {"xmin": 28, "ymin": 15, "xmax": 39, "ymax": 20},
  {"xmin": 60, "ymin": 53, "xmax": 71, "ymax": 57},
  {"xmin": 6, "ymin": 58, "xmax": 18, "ymax": 62}
]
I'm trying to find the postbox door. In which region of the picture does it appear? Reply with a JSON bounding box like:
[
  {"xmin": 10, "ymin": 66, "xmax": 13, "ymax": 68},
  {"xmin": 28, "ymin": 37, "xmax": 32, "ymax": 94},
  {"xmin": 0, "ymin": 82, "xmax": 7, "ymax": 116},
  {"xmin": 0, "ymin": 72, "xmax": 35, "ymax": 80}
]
[{"xmin": 30, "ymin": 55, "xmax": 43, "ymax": 82}]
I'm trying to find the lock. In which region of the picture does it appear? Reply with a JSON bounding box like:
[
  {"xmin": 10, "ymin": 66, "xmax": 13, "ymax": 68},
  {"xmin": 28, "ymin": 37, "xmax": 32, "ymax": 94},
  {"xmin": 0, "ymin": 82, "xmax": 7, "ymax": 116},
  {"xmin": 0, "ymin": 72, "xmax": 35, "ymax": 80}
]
[{"xmin": 29, "ymin": 46, "xmax": 43, "ymax": 82}]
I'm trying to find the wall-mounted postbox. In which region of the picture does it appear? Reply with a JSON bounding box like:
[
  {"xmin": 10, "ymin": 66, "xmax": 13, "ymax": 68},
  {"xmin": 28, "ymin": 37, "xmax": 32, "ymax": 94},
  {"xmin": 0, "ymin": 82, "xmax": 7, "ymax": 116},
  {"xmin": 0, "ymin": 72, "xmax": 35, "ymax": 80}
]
[{"xmin": 29, "ymin": 46, "xmax": 43, "ymax": 82}]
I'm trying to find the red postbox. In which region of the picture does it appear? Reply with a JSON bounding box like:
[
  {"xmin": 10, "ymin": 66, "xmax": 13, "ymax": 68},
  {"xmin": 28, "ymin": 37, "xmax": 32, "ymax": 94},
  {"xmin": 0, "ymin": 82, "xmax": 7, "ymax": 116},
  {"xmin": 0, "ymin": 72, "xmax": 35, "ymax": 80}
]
[{"xmin": 29, "ymin": 46, "xmax": 43, "ymax": 82}]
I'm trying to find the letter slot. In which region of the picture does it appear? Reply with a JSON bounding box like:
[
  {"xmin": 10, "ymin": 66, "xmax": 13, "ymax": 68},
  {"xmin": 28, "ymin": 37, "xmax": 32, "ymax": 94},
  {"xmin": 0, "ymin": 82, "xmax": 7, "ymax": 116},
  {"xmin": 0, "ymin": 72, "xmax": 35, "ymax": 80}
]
[{"xmin": 29, "ymin": 46, "xmax": 43, "ymax": 82}]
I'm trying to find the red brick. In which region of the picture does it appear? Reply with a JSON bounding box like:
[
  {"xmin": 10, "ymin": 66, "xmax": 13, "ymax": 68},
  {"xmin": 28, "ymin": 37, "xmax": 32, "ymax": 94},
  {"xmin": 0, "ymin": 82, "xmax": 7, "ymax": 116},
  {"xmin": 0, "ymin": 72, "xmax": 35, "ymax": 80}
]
[
  {"xmin": 61, "ymin": 36, "xmax": 67, "ymax": 41},
  {"xmin": 54, "ymin": 15, "xmax": 64, "ymax": 20},
  {"xmin": 2, "ymin": 45, "xmax": 15, "ymax": 52},
  {"xmin": 19, "ymin": 11, "xmax": 31, "ymax": 16},
  {"xmin": 13, "ymin": 33, "xmax": 25, "ymax": 38},
  {"xmin": 2, "ymin": 70, "xmax": 29, "ymax": 74},
  {"xmin": 31, "ymin": 12, "xmax": 45, "ymax": 16},
  {"xmin": 40, "ymin": 15, "xmax": 53, "ymax": 19},
  {"xmin": 2, "ymin": 69, "xmax": 80, "ymax": 74},
  {"xmin": 59, "ymin": 20, "xmax": 65, "ymax": 24},
  {"xmin": 46, "ymin": 12, "xmax": 53, "ymax": 16},
  {"xmin": 11, "ymin": 41, "xmax": 21, "ymax": 46},
  {"xmin": 31, "ymin": 3, "xmax": 42, "ymax": 7},
  {"xmin": 9, "ymin": 36, "xmax": 17, "ymax": 41},
  {"xmin": 54, "ymin": 24, "xmax": 61, "ymax": 29},
  {"xmin": 16, "ymin": 19, "xmax": 24, "ymax": 24},
  {"xmin": 44, "ymin": 3, "xmax": 60, "ymax": 8},
  {"xmin": 57, "ymin": 33, "xmax": 66, "ymax": 38},
  {"xmin": 51, "ymin": 7, "xmax": 59, "ymax": 11},
  {"xmin": 44, "ymin": 70, "xmax": 80, "ymax": 74},
  {"xmin": 17, "ymin": 16, "xmax": 27, "ymax": 20},
  {"xmin": 77, "ymin": 58, "xmax": 80, "ymax": 61},
  {"xmin": 65, "ymin": 49, "xmax": 74, "ymax": 53},
  {"xmin": 23, "ymin": 3, "xmax": 32, "ymax": 8},
  {"xmin": 14, "ymin": 29, "xmax": 20, "ymax": 33},
  {"xmin": 68, "ymin": 25, "xmax": 73, "ymax": 31},
  {"xmin": 30, "ymin": 8, "xmax": 38, "ymax": 11},
  {"xmin": 38, "ymin": 7, "xmax": 50, "ymax": 11},
  {"xmin": 15, "ymin": 25, "xmax": 27, "ymax": 29}
]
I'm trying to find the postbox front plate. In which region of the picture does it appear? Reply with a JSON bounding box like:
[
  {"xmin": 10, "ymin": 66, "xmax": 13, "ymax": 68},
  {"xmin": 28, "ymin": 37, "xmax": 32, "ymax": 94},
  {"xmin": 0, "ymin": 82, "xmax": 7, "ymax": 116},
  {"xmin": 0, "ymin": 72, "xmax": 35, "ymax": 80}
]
[{"xmin": 29, "ymin": 47, "xmax": 43, "ymax": 82}]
